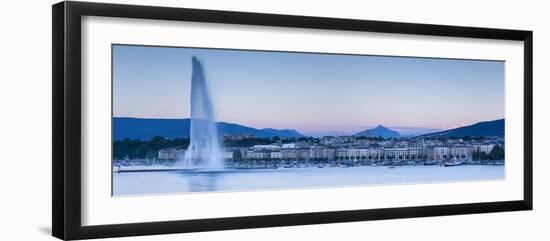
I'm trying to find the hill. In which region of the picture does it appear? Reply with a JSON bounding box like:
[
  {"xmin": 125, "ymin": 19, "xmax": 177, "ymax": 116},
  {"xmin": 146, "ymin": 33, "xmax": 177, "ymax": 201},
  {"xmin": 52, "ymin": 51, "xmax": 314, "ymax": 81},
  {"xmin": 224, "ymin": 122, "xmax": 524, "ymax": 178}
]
[
  {"xmin": 260, "ymin": 128, "xmax": 304, "ymax": 138},
  {"xmin": 113, "ymin": 117, "xmax": 305, "ymax": 140},
  {"xmin": 353, "ymin": 125, "xmax": 401, "ymax": 138},
  {"xmin": 420, "ymin": 119, "xmax": 504, "ymax": 138}
]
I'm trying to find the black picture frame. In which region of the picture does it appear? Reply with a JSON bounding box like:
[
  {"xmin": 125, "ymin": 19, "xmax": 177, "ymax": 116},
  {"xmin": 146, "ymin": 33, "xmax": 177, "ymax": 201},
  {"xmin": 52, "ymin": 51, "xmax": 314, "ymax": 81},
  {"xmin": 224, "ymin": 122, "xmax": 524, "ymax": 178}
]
[{"xmin": 52, "ymin": 1, "xmax": 533, "ymax": 240}]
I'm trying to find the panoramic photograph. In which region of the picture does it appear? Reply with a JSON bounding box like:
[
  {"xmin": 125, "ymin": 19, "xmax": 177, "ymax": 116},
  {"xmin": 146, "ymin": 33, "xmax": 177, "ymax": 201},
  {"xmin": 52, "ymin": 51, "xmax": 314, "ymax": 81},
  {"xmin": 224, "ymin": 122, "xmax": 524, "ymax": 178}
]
[{"xmin": 112, "ymin": 44, "xmax": 505, "ymax": 196}]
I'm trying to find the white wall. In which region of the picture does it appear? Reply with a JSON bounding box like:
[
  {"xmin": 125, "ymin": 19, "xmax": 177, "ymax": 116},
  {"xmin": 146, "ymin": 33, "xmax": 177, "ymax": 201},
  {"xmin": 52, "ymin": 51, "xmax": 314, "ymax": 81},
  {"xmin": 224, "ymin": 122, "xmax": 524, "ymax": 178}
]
[{"xmin": 0, "ymin": 0, "xmax": 548, "ymax": 240}]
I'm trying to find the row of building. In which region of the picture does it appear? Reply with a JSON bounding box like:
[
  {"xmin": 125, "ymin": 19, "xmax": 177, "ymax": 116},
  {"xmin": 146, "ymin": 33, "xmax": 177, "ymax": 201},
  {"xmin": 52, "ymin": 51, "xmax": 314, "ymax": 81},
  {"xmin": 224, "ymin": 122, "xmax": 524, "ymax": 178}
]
[
  {"xmin": 240, "ymin": 144, "xmax": 497, "ymax": 161},
  {"xmin": 158, "ymin": 143, "xmax": 499, "ymax": 162},
  {"xmin": 158, "ymin": 148, "xmax": 233, "ymax": 160}
]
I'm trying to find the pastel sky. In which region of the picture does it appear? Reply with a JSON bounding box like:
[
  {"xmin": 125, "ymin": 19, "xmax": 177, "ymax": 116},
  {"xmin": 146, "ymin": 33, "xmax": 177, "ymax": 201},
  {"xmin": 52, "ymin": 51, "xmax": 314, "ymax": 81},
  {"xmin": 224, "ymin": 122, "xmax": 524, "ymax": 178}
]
[{"xmin": 112, "ymin": 44, "xmax": 504, "ymax": 135}]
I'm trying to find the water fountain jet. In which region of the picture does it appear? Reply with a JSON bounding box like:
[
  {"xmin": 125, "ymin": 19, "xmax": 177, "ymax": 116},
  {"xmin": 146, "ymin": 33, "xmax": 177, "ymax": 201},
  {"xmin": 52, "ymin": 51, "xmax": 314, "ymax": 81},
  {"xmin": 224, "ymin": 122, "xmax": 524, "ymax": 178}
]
[{"xmin": 182, "ymin": 56, "xmax": 223, "ymax": 169}]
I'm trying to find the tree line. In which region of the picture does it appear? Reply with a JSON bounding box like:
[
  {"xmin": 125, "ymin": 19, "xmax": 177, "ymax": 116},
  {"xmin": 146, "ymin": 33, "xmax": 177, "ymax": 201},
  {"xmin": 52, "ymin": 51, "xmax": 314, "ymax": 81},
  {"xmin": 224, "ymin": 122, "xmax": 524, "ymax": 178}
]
[
  {"xmin": 113, "ymin": 136, "xmax": 190, "ymax": 160},
  {"xmin": 113, "ymin": 136, "xmax": 288, "ymax": 160},
  {"xmin": 472, "ymin": 144, "xmax": 505, "ymax": 160}
]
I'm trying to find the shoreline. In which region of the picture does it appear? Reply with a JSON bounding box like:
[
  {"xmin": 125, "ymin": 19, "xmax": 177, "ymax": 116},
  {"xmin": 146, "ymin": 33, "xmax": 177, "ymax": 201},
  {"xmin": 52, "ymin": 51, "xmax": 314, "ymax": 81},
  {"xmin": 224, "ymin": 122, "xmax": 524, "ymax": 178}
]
[{"xmin": 113, "ymin": 161, "xmax": 504, "ymax": 173}]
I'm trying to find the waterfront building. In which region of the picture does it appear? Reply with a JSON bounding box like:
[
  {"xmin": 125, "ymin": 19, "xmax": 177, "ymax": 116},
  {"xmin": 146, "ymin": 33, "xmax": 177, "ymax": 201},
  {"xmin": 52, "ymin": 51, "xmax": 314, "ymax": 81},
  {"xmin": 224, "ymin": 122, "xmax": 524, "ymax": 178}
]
[
  {"xmin": 281, "ymin": 148, "xmax": 299, "ymax": 160},
  {"xmin": 345, "ymin": 148, "xmax": 369, "ymax": 160},
  {"xmin": 336, "ymin": 148, "xmax": 347, "ymax": 160},
  {"xmin": 425, "ymin": 146, "xmax": 435, "ymax": 160},
  {"xmin": 474, "ymin": 144, "xmax": 495, "ymax": 154},
  {"xmin": 407, "ymin": 146, "xmax": 424, "ymax": 158},
  {"xmin": 158, "ymin": 148, "xmax": 185, "ymax": 160},
  {"xmin": 346, "ymin": 148, "xmax": 360, "ymax": 160},
  {"xmin": 270, "ymin": 151, "xmax": 281, "ymax": 159},
  {"xmin": 322, "ymin": 148, "xmax": 336, "ymax": 160},
  {"xmin": 358, "ymin": 148, "xmax": 370, "ymax": 160},
  {"xmin": 244, "ymin": 150, "xmax": 254, "ymax": 159},
  {"xmin": 224, "ymin": 151, "xmax": 234, "ymax": 159},
  {"xmin": 384, "ymin": 147, "xmax": 408, "ymax": 160},
  {"xmin": 433, "ymin": 147, "xmax": 450, "ymax": 160},
  {"xmin": 450, "ymin": 146, "xmax": 472, "ymax": 160},
  {"xmin": 299, "ymin": 149, "xmax": 310, "ymax": 160},
  {"xmin": 249, "ymin": 151, "xmax": 270, "ymax": 160},
  {"xmin": 367, "ymin": 148, "xmax": 382, "ymax": 160},
  {"xmin": 310, "ymin": 146, "xmax": 324, "ymax": 159}
]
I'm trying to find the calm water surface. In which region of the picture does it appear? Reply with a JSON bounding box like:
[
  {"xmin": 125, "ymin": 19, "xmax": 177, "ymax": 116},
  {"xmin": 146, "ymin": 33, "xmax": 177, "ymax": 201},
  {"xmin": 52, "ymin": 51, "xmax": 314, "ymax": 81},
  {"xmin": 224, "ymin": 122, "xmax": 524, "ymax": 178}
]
[{"xmin": 112, "ymin": 165, "xmax": 504, "ymax": 196}]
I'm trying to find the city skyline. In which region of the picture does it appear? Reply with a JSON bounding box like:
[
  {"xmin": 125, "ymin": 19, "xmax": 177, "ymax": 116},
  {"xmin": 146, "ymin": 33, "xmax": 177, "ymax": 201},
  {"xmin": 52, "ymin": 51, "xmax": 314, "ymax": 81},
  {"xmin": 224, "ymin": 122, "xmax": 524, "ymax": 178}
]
[{"xmin": 113, "ymin": 45, "xmax": 505, "ymax": 135}]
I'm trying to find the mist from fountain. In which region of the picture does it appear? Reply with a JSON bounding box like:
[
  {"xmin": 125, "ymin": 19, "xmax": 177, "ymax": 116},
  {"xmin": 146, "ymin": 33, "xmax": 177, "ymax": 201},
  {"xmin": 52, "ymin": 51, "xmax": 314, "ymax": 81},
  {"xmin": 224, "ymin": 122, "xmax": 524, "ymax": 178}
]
[{"xmin": 182, "ymin": 56, "xmax": 223, "ymax": 169}]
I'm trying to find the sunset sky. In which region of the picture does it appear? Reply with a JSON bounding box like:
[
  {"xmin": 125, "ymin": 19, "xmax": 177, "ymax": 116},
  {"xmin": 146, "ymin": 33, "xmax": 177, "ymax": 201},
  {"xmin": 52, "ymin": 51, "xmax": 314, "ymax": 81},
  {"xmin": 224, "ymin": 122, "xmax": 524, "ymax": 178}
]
[{"xmin": 112, "ymin": 44, "xmax": 504, "ymax": 135}]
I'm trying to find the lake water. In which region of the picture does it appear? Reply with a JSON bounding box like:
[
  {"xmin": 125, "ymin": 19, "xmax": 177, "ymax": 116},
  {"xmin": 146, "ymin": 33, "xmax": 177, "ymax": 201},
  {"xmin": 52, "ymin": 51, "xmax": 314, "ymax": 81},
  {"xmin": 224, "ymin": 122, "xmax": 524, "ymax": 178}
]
[{"xmin": 112, "ymin": 165, "xmax": 504, "ymax": 196}]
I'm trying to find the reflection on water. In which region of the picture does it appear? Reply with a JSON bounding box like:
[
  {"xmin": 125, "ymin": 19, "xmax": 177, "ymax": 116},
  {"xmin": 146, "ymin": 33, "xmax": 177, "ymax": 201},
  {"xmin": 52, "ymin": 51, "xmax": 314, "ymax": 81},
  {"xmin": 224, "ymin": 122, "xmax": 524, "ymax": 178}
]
[
  {"xmin": 184, "ymin": 173, "xmax": 219, "ymax": 192},
  {"xmin": 113, "ymin": 165, "xmax": 505, "ymax": 196}
]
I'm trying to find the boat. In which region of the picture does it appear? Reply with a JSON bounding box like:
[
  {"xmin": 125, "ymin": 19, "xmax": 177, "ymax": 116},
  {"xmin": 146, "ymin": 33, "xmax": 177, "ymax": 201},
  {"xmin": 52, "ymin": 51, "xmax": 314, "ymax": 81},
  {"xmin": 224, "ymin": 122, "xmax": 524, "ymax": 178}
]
[
  {"xmin": 443, "ymin": 160, "xmax": 463, "ymax": 167},
  {"xmin": 424, "ymin": 160, "xmax": 438, "ymax": 166}
]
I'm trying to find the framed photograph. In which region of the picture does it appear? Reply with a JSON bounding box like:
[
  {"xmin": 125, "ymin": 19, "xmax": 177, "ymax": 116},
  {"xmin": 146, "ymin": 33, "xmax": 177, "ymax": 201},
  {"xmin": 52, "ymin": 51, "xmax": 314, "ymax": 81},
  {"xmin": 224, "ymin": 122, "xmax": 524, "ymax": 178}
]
[{"xmin": 52, "ymin": 1, "xmax": 533, "ymax": 240}]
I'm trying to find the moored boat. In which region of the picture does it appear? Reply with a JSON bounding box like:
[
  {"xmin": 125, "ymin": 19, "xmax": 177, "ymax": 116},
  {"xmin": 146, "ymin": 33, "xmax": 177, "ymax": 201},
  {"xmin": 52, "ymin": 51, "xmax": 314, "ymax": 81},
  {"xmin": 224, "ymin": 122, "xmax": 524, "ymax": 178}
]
[
  {"xmin": 424, "ymin": 160, "xmax": 439, "ymax": 166},
  {"xmin": 443, "ymin": 160, "xmax": 463, "ymax": 167}
]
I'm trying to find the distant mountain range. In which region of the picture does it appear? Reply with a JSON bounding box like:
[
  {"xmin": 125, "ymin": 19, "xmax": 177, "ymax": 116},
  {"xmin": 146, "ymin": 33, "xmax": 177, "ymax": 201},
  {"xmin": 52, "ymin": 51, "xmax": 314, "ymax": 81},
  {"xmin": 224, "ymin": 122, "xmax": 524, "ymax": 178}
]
[
  {"xmin": 114, "ymin": 117, "xmax": 504, "ymax": 140},
  {"xmin": 306, "ymin": 131, "xmax": 351, "ymax": 137},
  {"xmin": 113, "ymin": 117, "xmax": 304, "ymax": 140},
  {"xmin": 353, "ymin": 125, "xmax": 401, "ymax": 138},
  {"xmin": 419, "ymin": 119, "xmax": 504, "ymax": 138},
  {"xmin": 260, "ymin": 128, "xmax": 304, "ymax": 138},
  {"xmin": 351, "ymin": 119, "xmax": 504, "ymax": 139},
  {"xmin": 391, "ymin": 127, "xmax": 442, "ymax": 137}
]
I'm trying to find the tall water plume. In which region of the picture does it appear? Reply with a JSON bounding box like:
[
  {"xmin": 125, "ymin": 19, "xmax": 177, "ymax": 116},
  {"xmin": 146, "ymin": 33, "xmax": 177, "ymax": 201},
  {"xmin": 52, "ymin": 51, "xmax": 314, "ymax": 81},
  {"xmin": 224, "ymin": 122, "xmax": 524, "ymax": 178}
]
[{"xmin": 182, "ymin": 56, "xmax": 223, "ymax": 169}]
